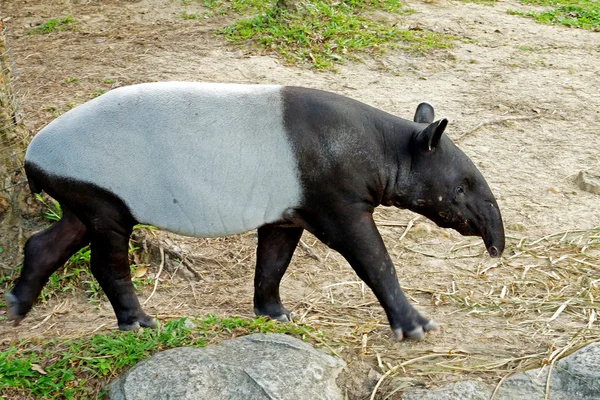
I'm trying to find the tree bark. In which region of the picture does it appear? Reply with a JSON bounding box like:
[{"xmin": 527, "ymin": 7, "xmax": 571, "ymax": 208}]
[{"xmin": 0, "ymin": 18, "xmax": 34, "ymax": 263}]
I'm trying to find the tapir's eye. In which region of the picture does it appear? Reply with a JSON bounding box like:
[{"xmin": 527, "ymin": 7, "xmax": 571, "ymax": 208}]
[{"xmin": 456, "ymin": 186, "xmax": 465, "ymax": 195}]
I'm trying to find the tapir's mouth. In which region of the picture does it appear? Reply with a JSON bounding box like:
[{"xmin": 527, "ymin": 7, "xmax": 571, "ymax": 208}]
[
  {"xmin": 483, "ymin": 231, "xmax": 504, "ymax": 258},
  {"xmin": 487, "ymin": 245, "xmax": 500, "ymax": 258}
]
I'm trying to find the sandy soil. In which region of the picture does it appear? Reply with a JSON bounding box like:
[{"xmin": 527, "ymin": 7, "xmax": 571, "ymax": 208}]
[{"xmin": 1, "ymin": 0, "xmax": 599, "ymax": 398}]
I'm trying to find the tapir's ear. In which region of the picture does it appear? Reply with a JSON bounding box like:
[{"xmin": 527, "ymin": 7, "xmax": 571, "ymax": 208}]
[
  {"xmin": 417, "ymin": 118, "xmax": 448, "ymax": 152},
  {"xmin": 413, "ymin": 102, "xmax": 435, "ymax": 124}
]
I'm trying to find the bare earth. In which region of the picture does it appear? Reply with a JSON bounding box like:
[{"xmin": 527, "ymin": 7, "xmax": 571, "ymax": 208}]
[{"xmin": 1, "ymin": 0, "xmax": 599, "ymax": 398}]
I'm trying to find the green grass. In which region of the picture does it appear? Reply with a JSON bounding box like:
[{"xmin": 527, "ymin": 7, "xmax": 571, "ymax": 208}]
[
  {"xmin": 89, "ymin": 89, "xmax": 106, "ymax": 99},
  {"xmin": 508, "ymin": 0, "xmax": 600, "ymax": 30},
  {"xmin": 28, "ymin": 16, "xmax": 75, "ymax": 35},
  {"xmin": 0, "ymin": 316, "xmax": 316, "ymax": 399},
  {"xmin": 180, "ymin": 0, "xmax": 268, "ymax": 19},
  {"xmin": 60, "ymin": 77, "xmax": 79, "ymax": 85},
  {"xmin": 217, "ymin": 1, "xmax": 450, "ymax": 70},
  {"xmin": 181, "ymin": 10, "xmax": 205, "ymax": 19}
]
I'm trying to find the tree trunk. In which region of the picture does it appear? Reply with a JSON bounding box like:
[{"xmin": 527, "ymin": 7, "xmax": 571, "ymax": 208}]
[{"xmin": 0, "ymin": 18, "xmax": 34, "ymax": 263}]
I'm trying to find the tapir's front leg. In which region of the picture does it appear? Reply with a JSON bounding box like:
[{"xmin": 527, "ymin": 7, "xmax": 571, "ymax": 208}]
[{"xmin": 317, "ymin": 209, "xmax": 438, "ymax": 340}]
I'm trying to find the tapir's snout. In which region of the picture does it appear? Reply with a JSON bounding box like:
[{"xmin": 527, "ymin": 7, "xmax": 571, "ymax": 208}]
[
  {"xmin": 481, "ymin": 200, "xmax": 505, "ymax": 258},
  {"xmin": 454, "ymin": 199, "xmax": 505, "ymax": 258}
]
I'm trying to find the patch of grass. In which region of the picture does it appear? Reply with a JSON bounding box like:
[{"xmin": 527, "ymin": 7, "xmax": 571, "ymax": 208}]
[
  {"xmin": 60, "ymin": 77, "xmax": 79, "ymax": 85},
  {"xmin": 517, "ymin": 44, "xmax": 536, "ymax": 51},
  {"xmin": 0, "ymin": 316, "xmax": 318, "ymax": 399},
  {"xmin": 219, "ymin": 1, "xmax": 452, "ymax": 69},
  {"xmin": 180, "ymin": 10, "xmax": 204, "ymax": 19},
  {"xmin": 200, "ymin": 0, "xmax": 268, "ymax": 14},
  {"xmin": 508, "ymin": 0, "xmax": 600, "ymax": 30},
  {"xmin": 89, "ymin": 89, "xmax": 106, "ymax": 99},
  {"xmin": 180, "ymin": 0, "xmax": 267, "ymax": 19},
  {"xmin": 28, "ymin": 16, "xmax": 75, "ymax": 35},
  {"xmin": 42, "ymin": 104, "xmax": 61, "ymax": 118}
]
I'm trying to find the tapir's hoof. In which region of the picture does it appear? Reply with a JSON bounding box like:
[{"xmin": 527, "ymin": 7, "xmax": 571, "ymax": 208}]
[
  {"xmin": 393, "ymin": 320, "xmax": 440, "ymax": 341},
  {"xmin": 253, "ymin": 307, "xmax": 294, "ymax": 323},
  {"xmin": 5, "ymin": 291, "xmax": 26, "ymax": 327},
  {"xmin": 118, "ymin": 314, "xmax": 156, "ymax": 331},
  {"xmin": 272, "ymin": 312, "xmax": 295, "ymax": 322}
]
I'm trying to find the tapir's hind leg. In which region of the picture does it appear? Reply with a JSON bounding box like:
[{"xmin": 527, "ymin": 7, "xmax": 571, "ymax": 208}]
[
  {"xmin": 253, "ymin": 225, "xmax": 303, "ymax": 322},
  {"xmin": 6, "ymin": 207, "xmax": 89, "ymax": 325},
  {"xmin": 88, "ymin": 225, "xmax": 155, "ymax": 331}
]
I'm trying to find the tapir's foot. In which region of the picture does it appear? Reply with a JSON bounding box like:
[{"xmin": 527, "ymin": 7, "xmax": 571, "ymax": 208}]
[
  {"xmin": 5, "ymin": 290, "xmax": 28, "ymax": 327},
  {"xmin": 117, "ymin": 313, "xmax": 156, "ymax": 331},
  {"xmin": 393, "ymin": 320, "xmax": 440, "ymax": 341},
  {"xmin": 254, "ymin": 304, "xmax": 294, "ymax": 322}
]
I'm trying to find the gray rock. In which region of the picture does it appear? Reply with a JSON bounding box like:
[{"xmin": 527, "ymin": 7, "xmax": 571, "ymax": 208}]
[
  {"xmin": 497, "ymin": 343, "xmax": 600, "ymax": 400},
  {"xmin": 401, "ymin": 380, "xmax": 494, "ymax": 400},
  {"xmin": 553, "ymin": 342, "xmax": 600, "ymax": 398},
  {"xmin": 109, "ymin": 333, "xmax": 346, "ymax": 400},
  {"xmin": 576, "ymin": 171, "xmax": 600, "ymax": 195},
  {"xmin": 401, "ymin": 343, "xmax": 600, "ymax": 400},
  {"xmin": 499, "ymin": 367, "xmax": 565, "ymax": 400}
]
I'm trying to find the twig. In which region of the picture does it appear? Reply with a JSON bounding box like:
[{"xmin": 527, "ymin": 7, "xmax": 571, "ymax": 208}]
[
  {"xmin": 455, "ymin": 115, "xmax": 542, "ymax": 142},
  {"xmin": 370, "ymin": 354, "xmax": 456, "ymax": 400},
  {"xmin": 299, "ymin": 239, "xmax": 321, "ymax": 262},
  {"xmin": 91, "ymin": 322, "xmax": 109, "ymax": 333},
  {"xmin": 299, "ymin": 325, "xmax": 340, "ymax": 357},
  {"xmin": 399, "ymin": 216, "xmax": 420, "ymax": 242},
  {"xmin": 298, "ymin": 293, "xmax": 324, "ymax": 322},
  {"xmin": 374, "ymin": 220, "xmax": 409, "ymax": 227},
  {"xmin": 143, "ymin": 247, "xmax": 165, "ymax": 305},
  {"xmin": 188, "ymin": 278, "xmax": 199, "ymax": 305},
  {"xmin": 491, "ymin": 371, "xmax": 516, "ymax": 400},
  {"xmin": 527, "ymin": 229, "xmax": 593, "ymax": 246},
  {"xmin": 547, "ymin": 299, "xmax": 571, "ymax": 322},
  {"xmin": 545, "ymin": 341, "xmax": 577, "ymax": 400},
  {"xmin": 30, "ymin": 313, "xmax": 53, "ymax": 330},
  {"xmin": 478, "ymin": 251, "xmax": 522, "ymax": 275}
]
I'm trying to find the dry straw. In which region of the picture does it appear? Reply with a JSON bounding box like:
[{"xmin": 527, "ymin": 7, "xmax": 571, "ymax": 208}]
[
  {"xmin": 362, "ymin": 226, "xmax": 600, "ymax": 399},
  {"xmin": 148, "ymin": 224, "xmax": 598, "ymax": 399}
]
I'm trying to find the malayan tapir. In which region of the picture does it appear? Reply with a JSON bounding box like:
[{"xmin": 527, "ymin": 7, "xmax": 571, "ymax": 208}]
[{"xmin": 6, "ymin": 82, "xmax": 505, "ymax": 341}]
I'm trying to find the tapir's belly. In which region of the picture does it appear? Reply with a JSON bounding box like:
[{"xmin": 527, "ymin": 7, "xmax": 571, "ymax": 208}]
[{"xmin": 25, "ymin": 82, "xmax": 303, "ymax": 237}]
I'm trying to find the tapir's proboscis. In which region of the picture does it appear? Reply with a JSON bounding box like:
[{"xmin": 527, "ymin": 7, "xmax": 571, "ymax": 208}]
[{"xmin": 6, "ymin": 83, "xmax": 505, "ymax": 341}]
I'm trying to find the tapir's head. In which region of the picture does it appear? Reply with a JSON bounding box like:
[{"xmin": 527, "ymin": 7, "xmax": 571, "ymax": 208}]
[{"xmin": 395, "ymin": 103, "xmax": 505, "ymax": 257}]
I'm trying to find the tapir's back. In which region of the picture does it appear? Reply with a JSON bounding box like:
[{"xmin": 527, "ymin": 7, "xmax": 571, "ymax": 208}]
[{"xmin": 25, "ymin": 82, "xmax": 302, "ymax": 237}]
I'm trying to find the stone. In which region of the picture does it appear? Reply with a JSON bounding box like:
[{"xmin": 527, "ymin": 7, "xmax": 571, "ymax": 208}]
[
  {"xmin": 553, "ymin": 342, "xmax": 600, "ymax": 398},
  {"xmin": 402, "ymin": 380, "xmax": 493, "ymax": 400},
  {"xmin": 109, "ymin": 333, "xmax": 346, "ymax": 400},
  {"xmin": 576, "ymin": 171, "xmax": 600, "ymax": 195},
  {"xmin": 400, "ymin": 343, "xmax": 600, "ymax": 400},
  {"xmin": 498, "ymin": 342, "xmax": 600, "ymax": 400}
]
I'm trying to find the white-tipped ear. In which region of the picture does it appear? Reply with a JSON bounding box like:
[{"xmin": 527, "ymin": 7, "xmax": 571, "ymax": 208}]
[
  {"xmin": 414, "ymin": 102, "xmax": 435, "ymax": 124},
  {"xmin": 418, "ymin": 118, "xmax": 448, "ymax": 151}
]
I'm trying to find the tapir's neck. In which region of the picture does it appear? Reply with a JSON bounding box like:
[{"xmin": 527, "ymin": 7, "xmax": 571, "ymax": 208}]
[
  {"xmin": 282, "ymin": 86, "xmax": 419, "ymax": 209},
  {"xmin": 378, "ymin": 116, "xmax": 420, "ymax": 208}
]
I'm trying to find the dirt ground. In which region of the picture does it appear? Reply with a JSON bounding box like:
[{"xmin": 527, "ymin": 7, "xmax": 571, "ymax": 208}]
[{"xmin": 1, "ymin": 0, "xmax": 599, "ymax": 398}]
